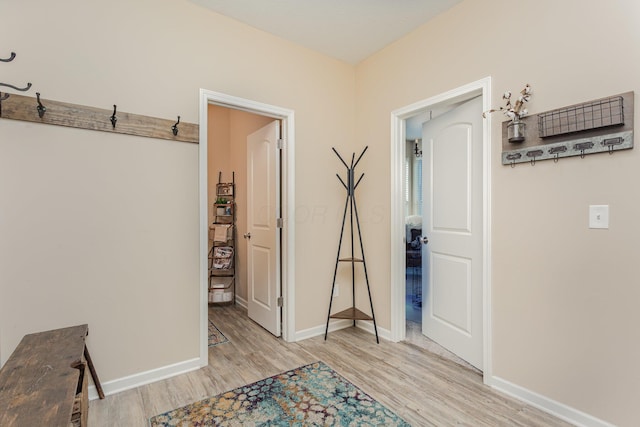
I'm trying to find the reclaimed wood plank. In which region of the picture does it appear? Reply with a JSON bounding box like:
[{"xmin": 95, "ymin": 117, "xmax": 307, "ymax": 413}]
[{"xmin": 0, "ymin": 93, "xmax": 199, "ymax": 144}]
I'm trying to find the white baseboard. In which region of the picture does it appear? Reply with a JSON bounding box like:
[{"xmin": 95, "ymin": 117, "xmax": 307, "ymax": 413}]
[
  {"xmin": 88, "ymin": 357, "xmax": 202, "ymax": 400},
  {"xmin": 295, "ymin": 319, "xmax": 352, "ymax": 341},
  {"xmin": 354, "ymin": 320, "xmax": 391, "ymax": 341},
  {"xmin": 489, "ymin": 376, "xmax": 616, "ymax": 427},
  {"xmin": 235, "ymin": 295, "xmax": 247, "ymax": 309},
  {"xmin": 295, "ymin": 319, "xmax": 390, "ymax": 342}
]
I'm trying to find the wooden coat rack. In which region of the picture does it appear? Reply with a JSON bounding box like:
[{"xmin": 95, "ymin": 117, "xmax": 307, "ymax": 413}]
[
  {"xmin": 0, "ymin": 92, "xmax": 199, "ymax": 144},
  {"xmin": 2, "ymin": 49, "xmax": 198, "ymax": 143}
]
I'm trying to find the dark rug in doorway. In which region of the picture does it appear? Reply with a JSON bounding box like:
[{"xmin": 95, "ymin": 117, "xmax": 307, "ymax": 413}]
[
  {"xmin": 208, "ymin": 320, "xmax": 229, "ymax": 347},
  {"xmin": 149, "ymin": 361, "xmax": 410, "ymax": 426}
]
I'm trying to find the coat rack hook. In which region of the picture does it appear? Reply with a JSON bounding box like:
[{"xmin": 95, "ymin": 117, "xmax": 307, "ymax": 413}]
[
  {"xmin": 0, "ymin": 92, "xmax": 8, "ymax": 101},
  {"xmin": 172, "ymin": 116, "xmax": 180, "ymax": 136},
  {"xmin": 36, "ymin": 92, "xmax": 46, "ymax": 118},
  {"xmin": 110, "ymin": 105, "xmax": 117, "ymax": 129},
  {"xmin": 0, "ymin": 52, "xmax": 16, "ymax": 62},
  {"xmin": 0, "ymin": 82, "xmax": 32, "ymax": 92}
]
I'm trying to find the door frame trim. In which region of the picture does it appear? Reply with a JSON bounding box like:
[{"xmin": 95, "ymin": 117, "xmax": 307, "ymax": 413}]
[
  {"xmin": 389, "ymin": 77, "xmax": 492, "ymax": 379},
  {"xmin": 198, "ymin": 89, "xmax": 296, "ymax": 366}
]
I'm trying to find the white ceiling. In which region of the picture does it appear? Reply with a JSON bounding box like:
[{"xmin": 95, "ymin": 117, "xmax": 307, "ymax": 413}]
[{"xmin": 190, "ymin": 0, "xmax": 462, "ymax": 64}]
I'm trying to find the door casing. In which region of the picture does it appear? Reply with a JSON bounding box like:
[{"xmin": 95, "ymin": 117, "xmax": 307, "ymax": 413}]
[
  {"xmin": 198, "ymin": 89, "xmax": 296, "ymax": 366},
  {"xmin": 389, "ymin": 77, "xmax": 492, "ymax": 381}
]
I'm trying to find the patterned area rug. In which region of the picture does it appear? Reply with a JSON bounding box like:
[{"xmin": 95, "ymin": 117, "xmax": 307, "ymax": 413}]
[
  {"xmin": 208, "ymin": 320, "xmax": 229, "ymax": 347},
  {"xmin": 149, "ymin": 361, "xmax": 410, "ymax": 426}
]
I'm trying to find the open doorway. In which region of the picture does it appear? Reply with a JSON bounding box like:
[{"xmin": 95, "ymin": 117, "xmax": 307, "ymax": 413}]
[
  {"xmin": 404, "ymin": 127, "xmax": 424, "ymax": 327},
  {"xmin": 198, "ymin": 90, "xmax": 296, "ymax": 366},
  {"xmin": 390, "ymin": 77, "xmax": 492, "ymax": 378},
  {"xmin": 206, "ymin": 105, "xmax": 276, "ymax": 308}
]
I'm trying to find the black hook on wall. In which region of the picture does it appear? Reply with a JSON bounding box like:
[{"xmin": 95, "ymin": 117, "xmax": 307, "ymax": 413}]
[
  {"xmin": 36, "ymin": 92, "xmax": 46, "ymax": 118},
  {"xmin": 110, "ymin": 105, "xmax": 117, "ymax": 128},
  {"xmin": 172, "ymin": 116, "xmax": 180, "ymax": 136},
  {"xmin": 0, "ymin": 51, "xmax": 33, "ymax": 99},
  {"xmin": 0, "ymin": 81, "xmax": 32, "ymax": 92},
  {"xmin": 0, "ymin": 52, "xmax": 16, "ymax": 62}
]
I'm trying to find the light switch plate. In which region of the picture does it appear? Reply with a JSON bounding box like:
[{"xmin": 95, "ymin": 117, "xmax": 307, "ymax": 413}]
[{"xmin": 589, "ymin": 205, "xmax": 609, "ymax": 229}]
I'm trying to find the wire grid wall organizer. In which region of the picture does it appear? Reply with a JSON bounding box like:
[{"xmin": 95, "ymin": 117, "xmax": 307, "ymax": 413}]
[
  {"xmin": 500, "ymin": 91, "xmax": 634, "ymax": 166},
  {"xmin": 538, "ymin": 96, "xmax": 624, "ymax": 138}
]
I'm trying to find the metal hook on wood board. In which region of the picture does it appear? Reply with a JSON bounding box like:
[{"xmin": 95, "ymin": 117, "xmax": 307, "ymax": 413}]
[
  {"xmin": 602, "ymin": 137, "xmax": 623, "ymax": 155},
  {"xmin": 0, "ymin": 92, "xmax": 8, "ymax": 101},
  {"xmin": 36, "ymin": 92, "xmax": 46, "ymax": 118},
  {"xmin": 574, "ymin": 141, "xmax": 594, "ymax": 159},
  {"xmin": 505, "ymin": 152, "xmax": 521, "ymax": 168},
  {"xmin": 172, "ymin": 116, "xmax": 180, "ymax": 136},
  {"xmin": 110, "ymin": 105, "xmax": 117, "ymax": 128},
  {"xmin": 526, "ymin": 149, "xmax": 543, "ymax": 166},
  {"xmin": 548, "ymin": 145, "xmax": 567, "ymax": 163},
  {"xmin": 0, "ymin": 52, "xmax": 16, "ymax": 62}
]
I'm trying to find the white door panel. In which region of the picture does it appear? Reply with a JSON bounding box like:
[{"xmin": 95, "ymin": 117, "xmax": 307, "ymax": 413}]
[
  {"xmin": 432, "ymin": 125, "xmax": 472, "ymax": 233},
  {"xmin": 422, "ymin": 95, "xmax": 483, "ymax": 369},
  {"xmin": 430, "ymin": 252, "xmax": 472, "ymax": 334},
  {"xmin": 247, "ymin": 120, "xmax": 281, "ymax": 337}
]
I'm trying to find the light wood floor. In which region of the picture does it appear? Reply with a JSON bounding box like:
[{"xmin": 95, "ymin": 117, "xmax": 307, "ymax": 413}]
[{"xmin": 89, "ymin": 305, "xmax": 572, "ymax": 426}]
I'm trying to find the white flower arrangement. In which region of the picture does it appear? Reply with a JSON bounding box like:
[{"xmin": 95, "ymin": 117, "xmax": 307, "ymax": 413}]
[{"xmin": 483, "ymin": 84, "xmax": 532, "ymax": 121}]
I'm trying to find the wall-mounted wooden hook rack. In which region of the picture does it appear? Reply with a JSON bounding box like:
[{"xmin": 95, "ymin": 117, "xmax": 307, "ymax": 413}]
[
  {"xmin": 501, "ymin": 91, "xmax": 634, "ymax": 166},
  {"xmin": 0, "ymin": 93, "xmax": 199, "ymax": 144}
]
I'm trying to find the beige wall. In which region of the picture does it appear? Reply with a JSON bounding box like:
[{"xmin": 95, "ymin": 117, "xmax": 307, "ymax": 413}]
[
  {"xmin": 207, "ymin": 105, "xmax": 274, "ymax": 301},
  {"xmin": 0, "ymin": 0, "xmax": 354, "ymax": 382},
  {"xmin": 355, "ymin": 0, "xmax": 640, "ymax": 425}
]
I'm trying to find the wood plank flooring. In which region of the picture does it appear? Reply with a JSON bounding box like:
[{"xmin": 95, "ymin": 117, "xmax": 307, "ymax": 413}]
[{"xmin": 89, "ymin": 305, "xmax": 572, "ymax": 426}]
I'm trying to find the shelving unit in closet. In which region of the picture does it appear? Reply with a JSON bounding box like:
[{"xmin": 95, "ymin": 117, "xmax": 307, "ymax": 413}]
[{"xmin": 208, "ymin": 172, "xmax": 236, "ymax": 305}]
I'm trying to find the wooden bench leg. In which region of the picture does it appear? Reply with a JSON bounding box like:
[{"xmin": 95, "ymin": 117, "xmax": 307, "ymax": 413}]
[{"xmin": 84, "ymin": 346, "xmax": 105, "ymax": 399}]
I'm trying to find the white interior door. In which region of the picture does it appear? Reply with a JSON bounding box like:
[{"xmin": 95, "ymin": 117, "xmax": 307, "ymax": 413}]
[
  {"xmin": 247, "ymin": 120, "xmax": 281, "ymax": 337},
  {"xmin": 422, "ymin": 95, "xmax": 483, "ymax": 369}
]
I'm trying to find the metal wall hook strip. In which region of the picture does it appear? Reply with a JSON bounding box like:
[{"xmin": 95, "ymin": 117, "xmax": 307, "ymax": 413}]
[
  {"xmin": 110, "ymin": 105, "xmax": 117, "ymax": 128},
  {"xmin": 36, "ymin": 92, "xmax": 46, "ymax": 118},
  {"xmin": 172, "ymin": 115, "xmax": 180, "ymax": 136},
  {"xmin": 0, "ymin": 82, "xmax": 32, "ymax": 92},
  {"xmin": 0, "ymin": 52, "xmax": 16, "ymax": 62}
]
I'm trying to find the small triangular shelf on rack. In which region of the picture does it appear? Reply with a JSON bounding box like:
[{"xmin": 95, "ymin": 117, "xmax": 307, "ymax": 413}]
[{"xmin": 330, "ymin": 307, "xmax": 373, "ymax": 321}]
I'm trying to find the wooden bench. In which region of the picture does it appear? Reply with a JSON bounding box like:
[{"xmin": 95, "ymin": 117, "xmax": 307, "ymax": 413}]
[{"xmin": 0, "ymin": 324, "xmax": 103, "ymax": 427}]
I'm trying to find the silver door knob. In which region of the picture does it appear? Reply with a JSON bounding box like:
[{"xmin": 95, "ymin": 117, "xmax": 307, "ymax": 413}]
[
  {"xmin": 420, "ymin": 236, "xmax": 428, "ymax": 245},
  {"xmin": 243, "ymin": 232, "xmax": 251, "ymax": 239}
]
